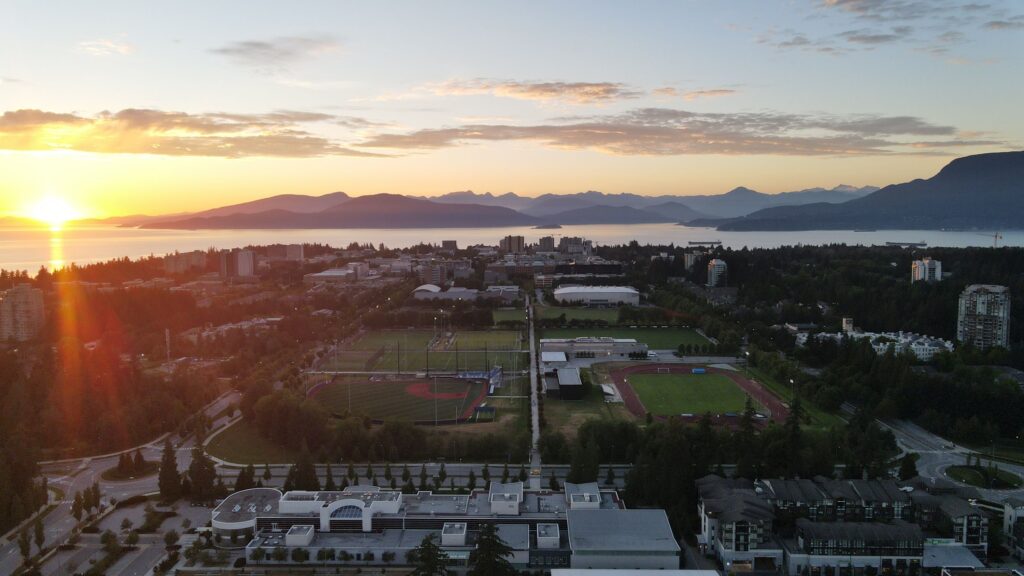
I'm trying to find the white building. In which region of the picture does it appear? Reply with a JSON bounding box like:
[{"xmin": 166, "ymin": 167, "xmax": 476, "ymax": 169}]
[
  {"xmin": 303, "ymin": 268, "xmax": 355, "ymax": 285},
  {"xmin": 237, "ymin": 250, "xmax": 256, "ymax": 277},
  {"xmin": 540, "ymin": 337, "xmax": 648, "ymax": 359},
  {"xmin": 163, "ymin": 250, "xmax": 207, "ymax": 274},
  {"xmin": 0, "ymin": 284, "xmax": 45, "ymax": 342},
  {"xmin": 412, "ymin": 284, "xmax": 479, "ymax": 301},
  {"xmin": 957, "ymin": 284, "xmax": 1011, "ymax": 350},
  {"xmin": 499, "ymin": 235, "xmax": 526, "ymax": 254},
  {"xmin": 796, "ymin": 330, "xmax": 954, "ymax": 361},
  {"xmin": 707, "ymin": 259, "xmax": 728, "ymax": 288},
  {"xmin": 911, "ymin": 258, "xmax": 942, "ymax": 283},
  {"xmin": 553, "ymin": 286, "xmax": 639, "ymax": 306}
]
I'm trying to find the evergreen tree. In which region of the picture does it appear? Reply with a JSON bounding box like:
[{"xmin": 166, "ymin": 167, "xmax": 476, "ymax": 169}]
[
  {"xmin": 567, "ymin": 439, "xmax": 600, "ymax": 483},
  {"xmin": 235, "ymin": 464, "xmax": 256, "ymax": 491},
  {"xmin": 501, "ymin": 463, "xmax": 509, "ymax": 483},
  {"xmin": 736, "ymin": 395, "xmax": 759, "ymax": 479},
  {"xmin": 71, "ymin": 491, "xmax": 83, "ymax": 521},
  {"xmin": 438, "ymin": 463, "xmax": 447, "ymax": 483},
  {"xmin": 384, "ymin": 462, "xmax": 393, "ymax": 481},
  {"xmin": 365, "ymin": 463, "xmax": 374, "ymax": 480},
  {"xmin": 784, "ymin": 398, "xmax": 805, "ymax": 478},
  {"xmin": 158, "ymin": 438, "xmax": 181, "ymax": 501},
  {"xmin": 481, "ymin": 463, "xmax": 490, "ymax": 482},
  {"xmin": 517, "ymin": 465, "xmax": 527, "ymax": 482},
  {"xmin": 18, "ymin": 530, "xmax": 30, "ymax": 562},
  {"xmin": 467, "ymin": 523, "xmax": 516, "ymax": 576},
  {"xmin": 605, "ymin": 467, "xmax": 616, "ymax": 485},
  {"xmin": 33, "ymin": 518, "xmax": 44, "ymax": 552},
  {"xmin": 402, "ymin": 464, "xmax": 411, "ymax": 482},
  {"xmin": 263, "ymin": 463, "xmax": 272, "ymax": 482},
  {"xmin": 467, "ymin": 469, "xmax": 477, "ymax": 491},
  {"xmin": 409, "ymin": 533, "xmax": 449, "ymax": 576},
  {"xmin": 187, "ymin": 445, "xmax": 217, "ymax": 500},
  {"xmin": 133, "ymin": 448, "xmax": 146, "ymax": 472},
  {"xmin": 548, "ymin": 471, "xmax": 560, "ymax": 491},
  {"xmin": 293, "ymin": 447, "xmax": 321, "ymax": 491},
  {"xmin": 347, "ymin": 462, "xmax": 357, "ymax": 481},
  {"xmin": 324, "ymin": 465, "xmax": 337, "ymax": 491},
  {"xmin": 898, "ymin": 453, "xmax": 918, "ymax": 481}
]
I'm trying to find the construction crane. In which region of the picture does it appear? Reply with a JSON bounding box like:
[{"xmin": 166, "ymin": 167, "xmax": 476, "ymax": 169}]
[{"xmin": 976, "ymin": 232, "xmax": 1003, "ymax": 248}]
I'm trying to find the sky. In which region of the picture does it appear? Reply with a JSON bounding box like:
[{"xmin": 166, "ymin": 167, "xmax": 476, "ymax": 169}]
[{"xmin": 0, "ymin": 0, "xmax": 1021, "ymax": 218}]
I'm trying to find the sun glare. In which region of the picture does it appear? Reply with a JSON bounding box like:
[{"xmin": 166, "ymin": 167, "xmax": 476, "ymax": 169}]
[{"xmin": 23, "ymin": 196, "xmax": 82, "ymax": 231}]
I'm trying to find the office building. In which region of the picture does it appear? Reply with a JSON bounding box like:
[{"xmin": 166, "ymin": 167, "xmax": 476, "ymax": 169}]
[
  {"xmin": 684, "ymin": 251, "xmax": 706, "ymax": 270},
  {"xmin": 441, "ymin": 240, "xmax": 458, "ymax": 251},
  {"xmin": 499, "ymin": 235, "xmax": 526, "ymax": 254},
  {"xmin": 237, "ymin": 250, "xmax": 255, "ymax": 277},
  {"xmin": 707, "ymin": 259, "xmax": 728, "ymax": 288},
  {"xmin": 163, "ymin": 250, "xmax": 207, "ymax": 274},
  {"xmin": 553, "ymin": 286, "xmax": 639, "ymax": 306},
  {"xmin": 911, "ymin": 258, "xmax": 942, "ymax": 283},
  {"xmin": 0, "ymin": 284, "xmax": 45, "ymax": 342},
  {"xmin": 219, "ymin": 249, "xmax": 257, "ymax": 279},
  {"xmin": 957, "ymin": 284, "xmax": 1010, "ymax": 350},
  {"xmin": 538, "ymin": 236, "xmax": 556, "ymax": 252}
]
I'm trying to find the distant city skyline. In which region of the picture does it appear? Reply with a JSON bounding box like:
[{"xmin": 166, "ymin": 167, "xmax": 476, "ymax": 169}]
[{"xmin": 1, "ymin": 0, "xmax": 1021, "ymax": 218}]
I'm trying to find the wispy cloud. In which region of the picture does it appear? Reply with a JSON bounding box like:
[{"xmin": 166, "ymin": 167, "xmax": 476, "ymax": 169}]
[
  {"xmin": 399, "ymin": 79, "xmax": 642, "ymax": 105},
  {"xmin": 654, "ymin": 87, "xmax": 738, "ymax": 101},
  {"xmin": 840, "ymin": 26, "xmax": 913, "ymax": 44},
  {"xmin": 356, "ymin": 107, "xmax": 994, "ymax": 157},
  {"xmin": 211, "ymin": 36, "xmax": 340, "ymax": 73},
  {"xmin": 0, "ymin": 77, "xmax": 19, "ymax": 86},
  {"xmin": 77, "ymin": 39, "xmax": 134, "ymax": 56},
  {"xmin": 0, "ymin": 108, "xmax": 384, "ymax": 158},
  {"xmin": 984, "ymin": 15, "xmax": 1024, "ymax": 29}
]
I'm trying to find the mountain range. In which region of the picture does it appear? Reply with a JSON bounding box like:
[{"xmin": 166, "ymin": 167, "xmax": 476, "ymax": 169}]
[
  {"xmin": 127, "ymin": 183, "xmax": 878, "ymax": 230},
  {"xmin": 709, "ymin": 151, "xmax": 1024, "ymax": 231},
  {"xmin": 7, "ymin": 151, "xmax": 1016, "ymax": 231}
]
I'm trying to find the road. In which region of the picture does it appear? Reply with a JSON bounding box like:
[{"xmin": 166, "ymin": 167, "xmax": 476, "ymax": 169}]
[
  {"xmin": 0, "ymin": 390, "xmax": 240, "ymax": 576},
  {"xmin": 527, "ymin": 293, "xmax": 542, "ymax": 489},
  {"xmin": 880, "ymin": 418, "xmax": 1024, "ymax": 502}
]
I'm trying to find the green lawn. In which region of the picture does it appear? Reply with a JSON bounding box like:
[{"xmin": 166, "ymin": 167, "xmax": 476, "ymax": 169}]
[
  {"xmin": 543, "ymin": 372, "xmax": 631, "ymax": 439},
  {"xmin": 946, "ymin": 465, "xmax": 1023, "ymax": 489},
  {"xmin": 493, "ymin": 308, "xmax": 526, "ymax": 324},
  {"xmin": 536, "ymin": 306, "xmax": 621, "ymax": 323},
  {"xmin": 454, "ymin": 330, "xmax": 522, "ymax": 348},
  {"xmin": 742, "ymin": 366, "xmax": 845, "ymax": 430},
  {"xmin": 206, "ymin": 420, "xmax": 299, "ymax": 465},
  {"xmin": 542, "ymin": 327, "xmax": 708, "ymax": 349},
  {"xmin": 629, "ymin": 373, "xmax": 747, "ymax": 416}
]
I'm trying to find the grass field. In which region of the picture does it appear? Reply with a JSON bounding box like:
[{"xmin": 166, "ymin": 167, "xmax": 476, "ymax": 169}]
[
  {"xmin": 628, "ymin": 373, "xmax": 748, "ymax": 416},
  {"xmin": 543, "ymin": 380, "xmax": 631, "ymax": 439},
  {"xmin": 536, "ymin": 306, "xmax": 621, "ymax": 323},
  {"xmin": 742, "ymin": 366, "xmax": 845, "ymax": 430},
  {"xmin": 493, "ymin": 308, "xmax": 526, "ymax": 324},
  {"xmin": 946, "ymin": 465, "xmax": 1022, "ymax": 489},
  {"xmin": 313, "ymin": 377, "xmax": 487, "ymax": 422},
  {"xmin": 322, "ymin": 329, "xmax": 525, "ymax": 372},
  {"xmin": 207, "ymin": 420, "xmax": 299, "ymax": 465},
  {"xmin": 542, "ymin": 327, "xmax": 708, "ymax": 349}
]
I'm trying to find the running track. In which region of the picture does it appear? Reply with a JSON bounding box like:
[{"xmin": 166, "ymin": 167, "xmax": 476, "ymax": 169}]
[{"xmin": 610, "ymin": 364, "xmax": 789, "ymax": 424}]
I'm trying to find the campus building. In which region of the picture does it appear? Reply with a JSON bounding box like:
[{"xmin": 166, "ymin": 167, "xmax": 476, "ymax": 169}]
[
  {"xmin": 0, "ymin": 284, "xmax": 45, "ymax": 342},
  {"xmin": 553, "ymin": 286, "xmax": 639, "ymax": 306},
  {"xmin": 163, "ymin": 250, "xmax": 208, "ymax": 274},
  {"xmin": 212, "ymin": 483, "xmax": 679, "ymax": 571},
  {"xmin": 499, "ymin": 235, "xmax": 526, "ymax": 254},
  {"xmin": 911, "ymin": 258, "xmax": 942, "ymax": 283},
  {"xmin": 957, "ymin": 284, "xmax": 1011, "ymax": 350}
]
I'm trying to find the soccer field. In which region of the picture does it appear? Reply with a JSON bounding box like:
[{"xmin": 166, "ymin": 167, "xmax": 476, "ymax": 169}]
[
  {"xmin": 312, "ymin": 377, "xmax": 488, "ymax": 422},
  {"xmin": 321, "ymin": 329, "xmax": 525, "ymax": 372},
  {"xmin": 542, "ymin": 327, "xmax": 708, "ymax": 349},
  {"xmin": 628, "ymin": 373, "xmax": 748, "ymax": 416}
]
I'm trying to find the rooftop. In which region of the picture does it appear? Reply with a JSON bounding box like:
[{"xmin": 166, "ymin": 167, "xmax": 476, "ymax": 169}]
[
  {"xmin": 213, "ymin": 488, "xmax": 282, "ymax": 524},
  {"xmin": 567, "ymin": 509, "xmax": 680, "ymax": 553},
  {"xmin": 553, "ymin": 285, "xmax": 639, "ymax": 294}
]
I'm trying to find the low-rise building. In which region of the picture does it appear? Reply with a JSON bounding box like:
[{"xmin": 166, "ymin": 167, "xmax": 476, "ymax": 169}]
[
  {"xmin": 553, "ymin": 286, "xmax": 639, "ymax": 307},
  {"xmin": 540, "ymin": 337, "xmax": 648, "ymax": 360}
]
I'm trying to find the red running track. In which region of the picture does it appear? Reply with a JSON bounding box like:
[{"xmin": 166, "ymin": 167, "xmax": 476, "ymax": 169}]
[{"xmin": 609, "ymin": 363, "xmax": 789, "ymax": 424}]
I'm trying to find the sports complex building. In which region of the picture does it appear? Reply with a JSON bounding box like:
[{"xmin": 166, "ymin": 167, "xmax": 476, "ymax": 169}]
[
  {"xmin": 212, "ymin": 482, "xmax": 680, "ymax": 570},
  {"xmin": 553, "ymin": 285, "xmax": 640, "ymax": 306}
]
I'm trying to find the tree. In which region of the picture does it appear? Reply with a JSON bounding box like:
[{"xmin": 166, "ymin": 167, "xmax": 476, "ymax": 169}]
[
  {"xmin": 250, "ymin": 546, "xmax": 266, "ymax": 565},
  {"xmin": 71, "ymin": 491, "xmax": 83, "ymax": 521},
  {"xmin": 517, "ymin": 465, "xmax": 527, "ymax": 482},
  {"xmin": 291, "ymin": 547, "xmax": 309, "ymax": 563},
  {"xmin": 409, "ymin": 533, "xmax": 450, "ymax": 576},
  {"xmin": 468, "ymin": 523, "xmax": 516, "ymax": 576},
  {"xmin": 158, "ymin": 438, "xmax": 181, "ymax": 501},
  {"xmin": 567, "ymin": 439, "xmax": 600, "ymax": 483},
  {"xmin": 126, "ymin": 530, "xmax": 140, "ymax": 548},
  {"xmin": 133, "ymin": 448, "xmax": 146, "ymax": 473},
  {"xmin": 548, "ymin": 471, "xmax": 560, "ymax": 491},
  {"xmin": 605, "ymin": 467, "xmax": 617, "ymax": 485},
  {"xmin": 437, "ymin": 463, "xmax": 447, "ymax": 483},
  {"xmin": 384, "ymin": 462, "xmax": 393, "ymax": 481},
  {"xmin": 187, "ymin": 445, "xmax": 217, "ymax": 501},
  {"xmin": 898, "ymin": 453, "xmax": 918, "ymax": 481},
  {"xmin": 18, "ymin": 529, "xmax": 31, "ymax": 562},
  {"xmin": 293, "ymin": 447, "xmax": 321, "ymax": 491},
  {"xmin": 324, "ymin": 464, "xmax": 337, "ymax": 491},
  {"xmin": 101, "ymin": 529, "xmax": 121, "ymax": 555},
  {"xmin": 121, "ymin": 517, "xmax": 134, "ymax": 532},
  {"xmin": 467, "ymin": 469, "xmax": 477, "ymax": 491},
  {"xmin": 402, "ymin": 464, "xmax": 411, "ymax": 482},
  {"xmin": 481, "ymin": 463, "xmax": 490, "ymax": 483},
  {"xmin": 164, "ymin": 530, "xmax": 180, "ymax": 547},
  {"xmin": 501, "ymin": 463, "xmax": 510, "ymax": 483},
  {"xmin": 347, "ymin": 462, "xmax": 357, "ymax": 481},
  {"xmin": 263, "ymin": 463, "xmax": 273, "ymax": 482}
]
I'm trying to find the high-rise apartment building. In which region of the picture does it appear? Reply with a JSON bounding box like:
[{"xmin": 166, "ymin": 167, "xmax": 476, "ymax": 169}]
[
  {"xmin": 957, "ymin": 284, "xmax": 1010, "ymax": 350},
  {"xmin": 0, "ymin": 284, "xmax": 45, "ymax": 342},
  {"xmin": 499, "ymin": 235, "xmax": 526, "ymax": 254},
  {"xmin": 706, "ymin": 259, "xmax": 728, "ymax": 288},
  {"xmin": 911, "ymin": 258, "xmax": 942, "ymax": 283}
]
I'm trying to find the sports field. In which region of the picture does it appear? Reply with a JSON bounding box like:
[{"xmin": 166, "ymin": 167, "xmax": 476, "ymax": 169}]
[
  {"xmin": 542, "ymin": 327, "xmax": 708, "ymax": 349},
  {"xmin": 628, "ymin": 373, "xmax": 748, "ymax": 416},
  {"xmin": 321, "ymin": 329, "xmax": 525, "ymax": 372},
  {"xmin": 312, "ymin": 377, "xmax": 488, "ymax": 423},
  {"xmin": 536, "ymin": 306, "xmax": 621, "ymax": 323}
]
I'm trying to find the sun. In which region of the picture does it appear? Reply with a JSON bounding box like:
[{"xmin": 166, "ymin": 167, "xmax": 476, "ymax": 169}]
[{"xmin": 23, "ymin": 196, "xmax": 83, "ymax": 231}]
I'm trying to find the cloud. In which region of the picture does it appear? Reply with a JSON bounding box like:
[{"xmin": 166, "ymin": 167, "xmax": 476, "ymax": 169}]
[
  {"xmin": 415, "ymin": 79, "xmax": 642, "ymax": 104},
  {"xmin": 0, "ymin": 77, "xmax": 19, "ymax": 86},
  {"xmin": 356, "ymin": 107, "xmax": 983, "ymax": 157},
  {"xmin": 654, "ymin": 87, "xmax": 738, "ymax": 101},
  {"xmin": 840, "ymin": 26, "xmax": 913, "ymax": 44},
  {"xmin": 211, "ymin": 36, "xmax": 340, "ymax": 72},
  {"xmin": 984, "ymin": 16, "xmax": 1024, "ymax": 30},
  {"xmin": 77, "ymin": 39, "xmax": 134, "ymax": 56},
  {"xmin": 0, "ymin": 108, "xmax": 385, "ymax": 158}
]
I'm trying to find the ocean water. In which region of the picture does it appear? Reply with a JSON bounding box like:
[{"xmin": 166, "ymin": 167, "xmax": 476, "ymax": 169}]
[{"xmin": 1, "ymin": 224, "xmax": 1020, "ymax": 273}]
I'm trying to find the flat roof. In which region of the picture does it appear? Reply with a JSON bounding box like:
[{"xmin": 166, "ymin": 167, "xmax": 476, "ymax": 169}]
[
  {"xmin": 213, "ymin": 488, "xmax": 282, "ymax": 524},
  {"xmin": 557, "ymin": 368, "xmax": 583, "ymax": 387},
  {"xmin": 496, "ymin": 524, "xmax": 530, "ymax": 551},
  {"xmin": 553, "ymin": 286, "xmax": 638, "ymax": 294},
  {"xmin": 567, "ymin": 509, "xmax": 679, "ymax": 553},
  {"xmin": 923, "ymin": 544, "xmax": 984, "ymax": 569},
  {"xmin": 541, "ymin": 351, "xmax": 568, "ymax": 362},
  {"xmin": 552, "ymin": 571, "xmax": 713, "ymax": 576}
]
